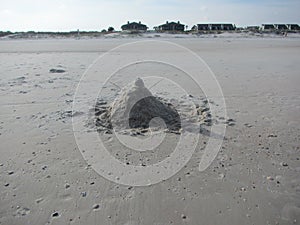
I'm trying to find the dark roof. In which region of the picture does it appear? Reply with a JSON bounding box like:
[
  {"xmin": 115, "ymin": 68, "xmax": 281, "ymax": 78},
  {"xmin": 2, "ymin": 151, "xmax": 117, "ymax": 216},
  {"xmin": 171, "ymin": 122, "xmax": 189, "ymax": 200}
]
[
  {"xmin": 124, "ymin": 22, "xmax": 146, "ymax": 26},
  {"xmin": 159, "ymin": 21, "xmax": 185, "ymax": 27},
  {"xmin": 262, "ymin": 24, "xmax": 275, "ymax": 29},
  {"xmin": 121, "ymin": 21, "xmax": 147, "ymax": 30},
  {"xmin": 155, "ymin": 21, "xmax": 185, "ymax": 31}
]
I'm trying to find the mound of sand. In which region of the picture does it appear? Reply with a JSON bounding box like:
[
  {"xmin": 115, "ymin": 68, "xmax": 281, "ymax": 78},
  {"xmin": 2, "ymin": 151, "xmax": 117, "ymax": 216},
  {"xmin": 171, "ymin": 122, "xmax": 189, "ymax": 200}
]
[
  {"xmin": 109, "ymin": 78, "xmax": 181, "ymax": 131},
  {"xmin": 93, "ymin": 78, "xmax": 215, "ymax": 134}
]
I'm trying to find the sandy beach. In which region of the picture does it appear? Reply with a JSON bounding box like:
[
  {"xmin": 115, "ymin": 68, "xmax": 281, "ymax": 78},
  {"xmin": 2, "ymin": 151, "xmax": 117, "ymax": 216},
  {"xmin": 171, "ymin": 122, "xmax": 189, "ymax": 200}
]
[{"xmin": 0, "ymin": 37, "xmax": 300, "ymax": 225}]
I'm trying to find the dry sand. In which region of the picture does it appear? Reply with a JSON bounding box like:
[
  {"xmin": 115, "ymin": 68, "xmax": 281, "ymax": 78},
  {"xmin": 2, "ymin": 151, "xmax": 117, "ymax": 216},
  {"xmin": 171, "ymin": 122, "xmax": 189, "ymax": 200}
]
[{"xmin": 0, "ymin": 37, "xmax": 300, "ymax": 225}]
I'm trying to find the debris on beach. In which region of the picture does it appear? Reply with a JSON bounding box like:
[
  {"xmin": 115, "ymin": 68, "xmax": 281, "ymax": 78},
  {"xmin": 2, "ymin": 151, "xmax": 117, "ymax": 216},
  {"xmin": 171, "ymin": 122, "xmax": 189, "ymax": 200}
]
[
  {"xmin": 93, "ymin": 204, "xmax": 100, "ymax": 210},
  {"xmin": 16, "ymin": 207, "xmax": 30, "ymax": 216},
  {"xmin": 49, "ymin": 68, "xmax": 66, "ymax": 73},
  {"xmin": 52, "ymin": 212, "xmax": 59, "ymax": 217}
]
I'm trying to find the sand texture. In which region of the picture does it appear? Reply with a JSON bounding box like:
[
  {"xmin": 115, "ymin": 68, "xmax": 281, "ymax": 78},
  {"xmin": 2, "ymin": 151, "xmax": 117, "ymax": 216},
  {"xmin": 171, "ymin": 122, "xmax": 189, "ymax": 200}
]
[{"xmin": 0, "ymin": 38, "xmax": 300, "ymax": 225}]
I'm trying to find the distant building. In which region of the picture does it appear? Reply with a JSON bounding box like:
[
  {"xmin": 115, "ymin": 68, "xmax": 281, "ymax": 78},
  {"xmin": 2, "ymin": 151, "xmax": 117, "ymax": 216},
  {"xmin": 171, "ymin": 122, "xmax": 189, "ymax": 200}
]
[
  {"xmin": 274, "ymin": 24, "xmax": 288, "ymax": 30},
  {"xmin": 262, "ymin": 24, "xmax": 300, "ymax": 31},
  {"xmin": 262, "ymin": 24, "xmax": 276, "ymax": 30},
  {"xmin": 194, "ymin": 23, "xmax": 236, "ymax": 31},
  {"xmin": 246, "ymin": 26, "xmax": 260, "ymax": 31},
  {"xmin": 191, "ymin": 25, "xmax": 197, "ymax": 31},
  {"xmin": 287, "ymin": 24, "xmax": 300, "ymax": 30},
  {"xmin": 197, "ymin": 24, "xmax": 210, "ymax": 30},
  {"xmin": 121, "ymin": 21, "xmax": 148, "ymax": 31},
  {"xmin": 222, "ymin": 24, "xmax": 236, "ymax": 30},
  {"xmin": 211, "ymin": 24, "xmax": 222, "ymax": 30},
  {"xmin": 155, "ymin": 21, "xmax": 185, "ymax": 32}
]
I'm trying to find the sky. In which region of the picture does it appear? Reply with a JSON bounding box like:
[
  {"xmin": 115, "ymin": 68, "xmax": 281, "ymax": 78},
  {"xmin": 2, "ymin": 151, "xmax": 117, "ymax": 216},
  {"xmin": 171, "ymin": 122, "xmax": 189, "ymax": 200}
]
[{"xmin": 1, "ymin": 0, "xmax": 300, "ymax": 32}]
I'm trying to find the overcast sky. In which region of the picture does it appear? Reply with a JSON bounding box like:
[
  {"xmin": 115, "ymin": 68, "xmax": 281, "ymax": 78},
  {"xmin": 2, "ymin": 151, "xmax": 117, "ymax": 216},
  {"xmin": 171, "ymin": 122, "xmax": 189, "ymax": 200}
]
[{"xmin": 1, "ymin": 0, "xmax": 300, "ymax": 31}]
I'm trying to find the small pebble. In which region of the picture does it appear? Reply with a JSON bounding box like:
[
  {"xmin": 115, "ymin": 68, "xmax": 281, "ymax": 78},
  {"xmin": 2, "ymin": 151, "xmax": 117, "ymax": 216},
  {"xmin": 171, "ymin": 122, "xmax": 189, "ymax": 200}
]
[
  {"xmin": 49, "ymin": 69, "xmax": 66, "ymax": 73},
  {"xmin": 52, "ymin": 212, "xmax": 59, "ymax": 217},
  {"xmin": 41, "ymin": 165, "xmax": 47, "ymax": 170},
  {"xmin": 65, "ymin": 183, "xmax": 70, "ymax": 189},
  {"xmin": 280, "ymin": 162, "xmax": 288, "ymax": 167},
  {"xmin": 218, "ymin": 173, "xmax": 225, "ymax": 179},
  {"xmin": 81, "ymin": 191, "xmax": 87, "ymax": 197},
  {"xmin": 4, "ymin": 183, "xmax": 9, "ymax": 187},
  {"xmin": 8, "ymin": 171, "xmax": 14, "ymax": 175},
  {"xmin": 93, "ymin": 204, "xmax": 100, "ymax": 210},
  {"xmin": 181, "ymin": 214, "xmax": 187, "ymax": 219},
  {"xmin": 36, "ymin": 198, "xmax": 43, "ymax": 203}
]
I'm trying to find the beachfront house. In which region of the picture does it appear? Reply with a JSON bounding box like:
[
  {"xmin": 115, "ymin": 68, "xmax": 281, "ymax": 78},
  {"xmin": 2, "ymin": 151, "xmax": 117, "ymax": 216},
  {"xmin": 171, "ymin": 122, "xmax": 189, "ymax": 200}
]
[
  {"xmin": 155, "ymin": 21, "xmax": 185, "ymax": 32},
  {"xmin": 195, "ymin": 23, "xmax": 236, "ymax": 31},
  {"xmin": 262, "ymin": 24, "xmax": 276, "ymax": 30},
  {"xmin": 121, "ymin": 21, "xmax": 148, "ymax": 31},
  {"xmin": 262, "ymin": 24, "xmax": 300, "ymax": 31},
  {"xmin": 211, "ymin": 24, "xmax": 222, "ymax": 30},
  {"xmin": 246, "ymin": 26, "xmax": 260, "ymax": 31},
  {"xmin": 196, "ymin": 24, "xmax": 210, "ymax": 30},
  {"xmin": 274, "ymin": 24, "xmax": 288, "ymax": 30},
  {"xmin": 222, "ymin": 24, "xmax": 236, "ymax": 30},
  {"xmin": 287, "ymin": 24, "xmax": 300, "ymax": 30}
]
